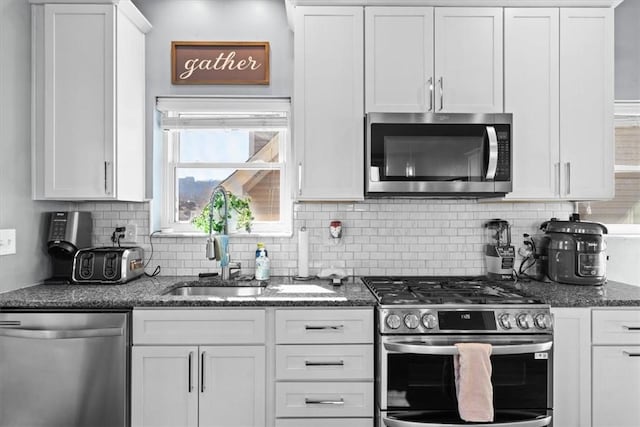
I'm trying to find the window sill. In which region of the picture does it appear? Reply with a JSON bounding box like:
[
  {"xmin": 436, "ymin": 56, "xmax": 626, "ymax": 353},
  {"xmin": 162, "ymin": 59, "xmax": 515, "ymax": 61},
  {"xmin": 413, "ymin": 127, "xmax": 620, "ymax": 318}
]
[{"xmin": 153, "ymin": 230, "xmax": 293, "ymax": 238}]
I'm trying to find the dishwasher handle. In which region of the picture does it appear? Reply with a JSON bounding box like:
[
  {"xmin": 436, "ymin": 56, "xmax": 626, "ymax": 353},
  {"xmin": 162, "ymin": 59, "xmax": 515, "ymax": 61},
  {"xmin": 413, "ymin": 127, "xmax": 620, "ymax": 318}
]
[{"xmin": 0, "ymin": 327, "xmax": 123, "ymax": 340}]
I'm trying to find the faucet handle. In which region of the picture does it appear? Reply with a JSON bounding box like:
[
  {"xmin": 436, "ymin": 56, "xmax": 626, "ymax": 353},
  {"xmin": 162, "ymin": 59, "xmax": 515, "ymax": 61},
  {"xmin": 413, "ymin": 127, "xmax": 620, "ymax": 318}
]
[{"xmin": 229, "ymin": 262, "xmax": 242, "ymax": 271}]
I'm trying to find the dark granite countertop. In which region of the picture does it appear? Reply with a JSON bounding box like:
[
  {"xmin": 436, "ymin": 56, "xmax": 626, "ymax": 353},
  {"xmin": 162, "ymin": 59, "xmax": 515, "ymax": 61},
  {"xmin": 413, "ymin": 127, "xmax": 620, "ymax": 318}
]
[
  {"xmin": 1, "ymin": 275, "xmax": 639, "ymax": 310},
  {"xmin": 504, "ymin": 278, "xmax": 640, "ymax": 307},
  {"xmin": 0, "ymin": 276, "xmax": 377, "ymax": 309}
]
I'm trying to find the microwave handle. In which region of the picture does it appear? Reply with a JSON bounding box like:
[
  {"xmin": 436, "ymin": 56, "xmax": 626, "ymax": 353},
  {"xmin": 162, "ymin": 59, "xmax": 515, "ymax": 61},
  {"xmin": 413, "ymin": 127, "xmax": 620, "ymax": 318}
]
[
  {"xmin": 382, "ymin": 415, "xmax": 552, "ymax": 427},
  {"xmin": 485, "ymin": 126, "xmax": 498, "ymax": 180},
  {"xmin": 383, "ymin": 340, "xmax": 552, "ymax": 355}
]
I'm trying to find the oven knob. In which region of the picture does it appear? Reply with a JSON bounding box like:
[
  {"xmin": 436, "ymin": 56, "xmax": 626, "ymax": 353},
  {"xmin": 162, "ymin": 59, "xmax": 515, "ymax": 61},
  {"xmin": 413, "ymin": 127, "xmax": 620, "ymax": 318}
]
[
  {"xmin": 422, "ymin": 313, "xmax": 437, "ymax": 329},
  {"xmin": 534, "ymin": 313, "xmax": 552, "ymax": 330},
  {"xmin": 386, "ymin": 314, "xmax": 402, "ymax": 330},
  {"xmin": 516, "ymin": 313, "xmax": 534, "ymax": 330},
  {"xmin": 498, "ymin": 313, "xmax": 514, "ymax": 330},
  {"xmin": 404, "ymin": 313, "xmax": 420, "ymax": 329}
]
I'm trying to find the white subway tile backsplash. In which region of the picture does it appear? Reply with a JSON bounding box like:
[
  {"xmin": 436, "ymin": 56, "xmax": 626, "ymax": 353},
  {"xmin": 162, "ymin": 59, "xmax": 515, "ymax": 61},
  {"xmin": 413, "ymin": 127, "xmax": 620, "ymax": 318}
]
[{"xmin": 81, "ymin": 199, "xmax": 573, "ymax": 277}]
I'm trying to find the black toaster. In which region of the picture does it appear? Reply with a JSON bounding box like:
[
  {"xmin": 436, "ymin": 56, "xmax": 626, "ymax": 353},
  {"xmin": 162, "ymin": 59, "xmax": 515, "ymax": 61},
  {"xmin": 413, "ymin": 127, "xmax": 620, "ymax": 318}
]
[{"xmin": 72, "ymin": 247, "xmax": 145, "ymax": 284}]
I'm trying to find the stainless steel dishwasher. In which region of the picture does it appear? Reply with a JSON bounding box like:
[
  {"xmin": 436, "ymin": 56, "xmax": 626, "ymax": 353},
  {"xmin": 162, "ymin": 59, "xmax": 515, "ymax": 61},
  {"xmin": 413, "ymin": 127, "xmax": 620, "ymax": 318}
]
[{"xmin": 0, "ymin": 311, "xmax": 129, "ymax": 427}]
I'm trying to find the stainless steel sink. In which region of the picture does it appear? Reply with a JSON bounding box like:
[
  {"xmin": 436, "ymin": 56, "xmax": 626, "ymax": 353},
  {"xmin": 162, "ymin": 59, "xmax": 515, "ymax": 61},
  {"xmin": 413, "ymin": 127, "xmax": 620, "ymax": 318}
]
[{"xmin": 163, "ymin": 285, "xmax": 265, "ymax": 297}]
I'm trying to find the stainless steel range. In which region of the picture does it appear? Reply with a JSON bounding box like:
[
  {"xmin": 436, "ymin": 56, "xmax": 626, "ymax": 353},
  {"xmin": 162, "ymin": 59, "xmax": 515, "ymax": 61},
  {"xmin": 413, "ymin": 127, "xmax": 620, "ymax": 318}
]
[{"xmin": 362, "ymin": 276, "xmax": 553, "ymax": 427}]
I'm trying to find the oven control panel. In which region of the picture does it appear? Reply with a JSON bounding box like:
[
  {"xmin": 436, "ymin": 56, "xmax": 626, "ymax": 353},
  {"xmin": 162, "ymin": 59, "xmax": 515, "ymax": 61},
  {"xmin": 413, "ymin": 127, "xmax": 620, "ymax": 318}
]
[{"xmin": 379, "ymin": 306, "xmax": 552, "ymax": 334}]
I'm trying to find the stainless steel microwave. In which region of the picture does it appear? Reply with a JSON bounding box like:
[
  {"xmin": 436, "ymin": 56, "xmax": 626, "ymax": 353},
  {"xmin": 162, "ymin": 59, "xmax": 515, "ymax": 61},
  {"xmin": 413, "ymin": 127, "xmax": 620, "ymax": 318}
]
[{"xmin": 366, "ymin": 113, "xmax": 512, "ymax": 197}]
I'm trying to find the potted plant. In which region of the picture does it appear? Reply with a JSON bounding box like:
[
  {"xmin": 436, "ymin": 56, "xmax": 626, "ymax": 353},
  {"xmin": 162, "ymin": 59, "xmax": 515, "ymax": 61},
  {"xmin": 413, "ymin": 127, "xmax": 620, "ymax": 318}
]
[{"xmin": 191, "ymin": 191, "xmax": 253, "ymax": 234}]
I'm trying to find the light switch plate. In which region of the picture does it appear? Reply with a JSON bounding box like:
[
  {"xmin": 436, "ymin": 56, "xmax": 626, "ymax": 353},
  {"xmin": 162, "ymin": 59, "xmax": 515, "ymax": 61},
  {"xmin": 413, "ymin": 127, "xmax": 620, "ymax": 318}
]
[{"xmin": 0, "ymin": 229, "xmax": 16, "ymax": 255}]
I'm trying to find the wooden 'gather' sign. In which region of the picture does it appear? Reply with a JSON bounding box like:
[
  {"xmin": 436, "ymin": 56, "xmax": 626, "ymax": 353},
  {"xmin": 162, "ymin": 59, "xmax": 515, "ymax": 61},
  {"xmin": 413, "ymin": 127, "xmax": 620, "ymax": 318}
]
[{"xmin": 171, "ymin": 41, "xmax": 270, "ymax": 85}]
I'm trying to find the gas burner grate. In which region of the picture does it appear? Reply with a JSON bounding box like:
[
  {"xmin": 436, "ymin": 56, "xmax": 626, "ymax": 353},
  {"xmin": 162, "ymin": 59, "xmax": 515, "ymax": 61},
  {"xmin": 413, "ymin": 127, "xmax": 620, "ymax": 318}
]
[{"xmin": 362, "ymin": 276, "xmax": 541, "ymax": 305}]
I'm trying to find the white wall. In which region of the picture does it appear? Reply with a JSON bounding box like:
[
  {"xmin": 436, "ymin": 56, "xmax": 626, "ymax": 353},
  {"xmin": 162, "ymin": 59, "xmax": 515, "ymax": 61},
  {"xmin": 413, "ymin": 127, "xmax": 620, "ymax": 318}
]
[
  {"xmin": 0, "ymin": 0, "xmax": 69, "ymax": 292},
  {"xmin": 132, "ymin": 0, "xmax": 293, "ymax": 202},
  {"xmin": 606, "ymin": 235, "xmax": 640, "ymax": 286}
]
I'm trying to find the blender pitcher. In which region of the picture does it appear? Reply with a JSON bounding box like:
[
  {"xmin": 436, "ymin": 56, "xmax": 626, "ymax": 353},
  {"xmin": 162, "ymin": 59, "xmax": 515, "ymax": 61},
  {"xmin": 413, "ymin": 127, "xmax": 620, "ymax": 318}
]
[{"xmin": 484, "ymin": 219, "xmax": 515, "ymax": 280}]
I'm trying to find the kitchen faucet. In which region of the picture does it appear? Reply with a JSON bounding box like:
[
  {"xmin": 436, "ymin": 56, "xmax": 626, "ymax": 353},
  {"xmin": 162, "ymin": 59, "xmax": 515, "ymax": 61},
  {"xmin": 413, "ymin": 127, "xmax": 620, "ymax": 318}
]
[{"xmin": 205, "ymin": 184, "xmax": 241, "ymax": 280}]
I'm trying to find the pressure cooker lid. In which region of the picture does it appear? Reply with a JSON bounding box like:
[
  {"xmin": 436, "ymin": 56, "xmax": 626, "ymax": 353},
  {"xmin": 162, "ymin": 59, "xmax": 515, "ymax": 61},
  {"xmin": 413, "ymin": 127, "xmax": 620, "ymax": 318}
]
[{"xmin": 541, "ymin": 218, "xmax": 608, "ymax": 235}]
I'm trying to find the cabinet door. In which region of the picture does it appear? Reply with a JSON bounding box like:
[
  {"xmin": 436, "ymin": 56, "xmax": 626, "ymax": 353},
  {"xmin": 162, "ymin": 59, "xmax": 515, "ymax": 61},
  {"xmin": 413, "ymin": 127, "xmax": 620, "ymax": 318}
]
[
  {"xmin": 199, "ymin": 346, "xmax": 266, "ymax": 427},
  {"xmin": 550, "ymin": 308, "xmax": 591, "ymax": 427},
  {"xmin": 559, "ymin": 8, "xmax": 614, "ymax": 200},
  {"xmin": 42, "ymin": 4, "xmax": 115, "ymax": 199},
  {"xmin": 365, "ymin": 7, "xmax": 434, "ymax": 113},
  {"xmin": 592, "ymin": 346, "xmax": 640, "ymax": 427},
  {"xmin": 294, "ymin": 7, "xmax": 364, "ymax": 200},
  {"xmin": 434, "ymin": 8, "xmax": 503, "ymax": 113},
  {"xmin": 131, "ymin": 346, "xmax": 199, "ymax": 427},
  {"xmin": 504, "ymin": 8, "xmax": 560, "ymax": 199}
]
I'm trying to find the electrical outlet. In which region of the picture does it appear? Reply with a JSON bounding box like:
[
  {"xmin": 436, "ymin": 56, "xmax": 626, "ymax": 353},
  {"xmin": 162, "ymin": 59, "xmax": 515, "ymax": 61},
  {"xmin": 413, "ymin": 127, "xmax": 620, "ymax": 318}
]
[
  {"xmin": 121, "ymin": 223, "xmax": 137, "ymax": 244},
  {"xmin": 0, "ymin": 229, "xmax": 17, "ymax": 255}
]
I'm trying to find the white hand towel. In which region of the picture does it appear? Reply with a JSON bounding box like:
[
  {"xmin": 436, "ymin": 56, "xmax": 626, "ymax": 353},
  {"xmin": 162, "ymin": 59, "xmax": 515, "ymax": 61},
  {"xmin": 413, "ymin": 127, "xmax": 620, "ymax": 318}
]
[{"xmin": 453, "ymin": 342, "xmax": 494, "ymax": 422}]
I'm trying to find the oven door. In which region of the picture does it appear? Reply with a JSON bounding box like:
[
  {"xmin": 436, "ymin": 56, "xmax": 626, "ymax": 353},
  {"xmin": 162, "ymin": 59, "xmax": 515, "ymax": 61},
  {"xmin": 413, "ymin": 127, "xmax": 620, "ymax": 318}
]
[{"xmin": 379, "ymin": 334, "xmax": 553, "ymax": 426}]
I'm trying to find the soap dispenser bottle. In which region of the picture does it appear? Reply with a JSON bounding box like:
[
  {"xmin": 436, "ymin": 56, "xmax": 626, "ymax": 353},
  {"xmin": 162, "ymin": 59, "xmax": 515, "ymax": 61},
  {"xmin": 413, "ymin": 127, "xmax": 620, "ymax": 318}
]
[{"xmin": 255, "ymin": 243, "xmax": 270, "ymax": 281}]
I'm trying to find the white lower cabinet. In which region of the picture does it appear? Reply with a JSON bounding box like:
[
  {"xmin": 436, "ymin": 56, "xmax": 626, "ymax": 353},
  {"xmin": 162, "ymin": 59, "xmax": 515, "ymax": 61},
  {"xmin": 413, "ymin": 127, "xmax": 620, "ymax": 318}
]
[
  {"xmin": 592, "ymin": 309, "xmax": 640, "ymax": 427},
  {"xmin": 550, "ymin": 307, "xmax": 592, "ymax": 427},
  {"xmin": 276, "ymin": 420, "xmax": 372, "ymax": 427},
  {"xmin": 131, "ymin": 309, "xmax": 266, "ymax": 427},
  {"xmin": 132, "ymin": 346, "xmax": 198, "ymax": 427},
  {"xmin": 275, "ymin": 308, "xmax": 374, "ymax": 426}
]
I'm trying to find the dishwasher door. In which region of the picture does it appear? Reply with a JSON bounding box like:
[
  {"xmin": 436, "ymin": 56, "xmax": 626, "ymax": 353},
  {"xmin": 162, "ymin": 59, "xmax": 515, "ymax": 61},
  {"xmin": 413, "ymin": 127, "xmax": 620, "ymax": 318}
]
[{"xmin": 0, "ymin": 312, "xmax": 129, "ymax": 427}]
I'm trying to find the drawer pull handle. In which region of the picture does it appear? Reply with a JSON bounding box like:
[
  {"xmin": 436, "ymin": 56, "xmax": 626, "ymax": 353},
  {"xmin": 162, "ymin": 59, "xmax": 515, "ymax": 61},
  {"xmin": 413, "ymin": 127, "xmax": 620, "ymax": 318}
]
[
  {"xmin": 188, "ymin": 351, "xmax": 194, "ymax": 392},
  {"xmin": 304, "ymin": 360, "xmax": 345, "ymax": 367},
  {"xmin": 622, "ymin": 325, "xmax": 640, "ymax": 331},
  {"xmin": 305, "ymin": 325, "xmax": 344, "ymax": 331},
  {"xmin": 304, "ymin": 398, "xmax": 345, "ymax": 405},
  {"xmin": 623, "ymin": 351, "xmax": 640, "ymax": 357}
]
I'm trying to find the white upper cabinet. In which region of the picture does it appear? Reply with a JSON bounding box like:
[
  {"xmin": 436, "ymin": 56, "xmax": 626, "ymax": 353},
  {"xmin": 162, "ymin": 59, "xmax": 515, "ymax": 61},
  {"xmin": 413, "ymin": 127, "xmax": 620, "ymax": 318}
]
[
  {"xmin": 559, "ymin": 8, "xmax": 614, "ymax": 200},
  {"xmin": 506, "ymin": 7, "xmax": 614, "ymax": 200},
  {"xmin": 294, "ymin": 6, "xmax": 364, "ymax": 200},
  {"xmin": 31, "ymin": 1, "xmax": 151, "ymax": 201},
  {"xmin": 434, "ymin": 8, "xmax": 503, "ymax": 113},
  {"xmin": 505, "ymin": 8, "xmax": 560, "ymax": 199},
  {"xmin": 365, "ymin": 7, "xmax": 502, "ymax": 113},
  {"xmin": 365, "ymin": 7, "xmax": 434, "ymax": 113}
]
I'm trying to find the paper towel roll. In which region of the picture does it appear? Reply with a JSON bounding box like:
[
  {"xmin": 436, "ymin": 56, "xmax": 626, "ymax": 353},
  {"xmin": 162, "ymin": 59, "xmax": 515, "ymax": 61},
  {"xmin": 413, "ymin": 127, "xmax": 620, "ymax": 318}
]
[{"xmin": 297, "ymin": 227, "xmax": 309, "ymax": 278}]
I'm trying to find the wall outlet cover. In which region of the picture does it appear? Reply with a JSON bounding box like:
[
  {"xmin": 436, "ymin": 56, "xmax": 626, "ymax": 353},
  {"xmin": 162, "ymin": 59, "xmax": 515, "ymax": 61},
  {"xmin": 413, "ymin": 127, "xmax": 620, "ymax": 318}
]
[
  {"xmin": 0, "ymin": 229, "xmax": 17, "ymax": 255},
  {"xmin": 118, "ymin": 223, "xmax": 138, "ymax": 244}
]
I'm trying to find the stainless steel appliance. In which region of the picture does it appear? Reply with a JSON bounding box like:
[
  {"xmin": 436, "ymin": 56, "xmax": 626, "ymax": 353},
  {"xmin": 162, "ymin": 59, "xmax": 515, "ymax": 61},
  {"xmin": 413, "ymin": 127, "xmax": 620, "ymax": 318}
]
[
  {"xmin": 484, "ymin": 219, "xmax": 515, "ymax": 280},
  {"xmin": 362, "ymin": 276, "xmax": 553, "ymax": 427},
  {"xmin": 72, "ymin": 246, "xmax": 145, "ymax": 284},
  {"xmin": 0, "ymin": 312, "xmax": 129, "ymax": 427},
  {"xmin": 366, "ymin": 113, "xmax": 512, "ymax": 197},
  {"xmin": 45, "ymin": 211, "xmax": 93, "ymax": 284},
  {"xmin": 541, "ymin": 218, "xmax": 608, "ymax": 286}
]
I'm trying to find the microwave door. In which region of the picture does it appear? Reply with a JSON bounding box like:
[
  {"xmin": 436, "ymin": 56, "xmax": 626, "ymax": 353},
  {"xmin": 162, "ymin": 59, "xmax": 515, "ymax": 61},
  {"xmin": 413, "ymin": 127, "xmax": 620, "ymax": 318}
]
[{"xmin": 485, "ymin": 126, "xmax": 498, "ymax": 181}]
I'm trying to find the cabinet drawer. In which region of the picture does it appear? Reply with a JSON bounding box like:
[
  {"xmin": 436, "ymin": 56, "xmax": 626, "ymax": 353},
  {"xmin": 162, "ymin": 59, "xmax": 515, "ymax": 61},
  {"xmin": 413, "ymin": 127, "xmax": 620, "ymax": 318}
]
[
  {"xmin": 132, "ymin": 309, "xmax": 265, "ymax": 345},
  {"xmin": 592, "ymin": 310, "xmax": 640, "ymax": 345},
  {"xmin": 276, "ymin": 344, "xmax": 373, "ymax": 380},
  {"xmin": 275, "ymin": 309, "xmax": 373, "ymax": 344},
  {"xmin": 276, "ymin": 419, "xmax": 372, "ymax": 427},
  {"xmin": 592, "ymin": 346, "xmax": 640, "ymax": 426},
  {"xmin": 276, "ymin": 382, "xmax": 373, "ymax": 418}
]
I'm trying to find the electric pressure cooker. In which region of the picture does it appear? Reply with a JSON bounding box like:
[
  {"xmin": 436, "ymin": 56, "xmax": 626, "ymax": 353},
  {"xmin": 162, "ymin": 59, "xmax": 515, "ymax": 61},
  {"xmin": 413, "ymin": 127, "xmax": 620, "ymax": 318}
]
[{"xmin": 540, "ymin": 217, "xmax": 608, "ymax": 285}]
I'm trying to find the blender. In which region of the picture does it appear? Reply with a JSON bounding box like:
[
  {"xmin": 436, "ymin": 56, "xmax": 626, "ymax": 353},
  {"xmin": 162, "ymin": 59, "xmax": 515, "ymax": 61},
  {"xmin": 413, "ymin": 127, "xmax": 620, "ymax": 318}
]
[{"xmin": 484, "ymin": 219, "xmax": 515, "ymax": 280}]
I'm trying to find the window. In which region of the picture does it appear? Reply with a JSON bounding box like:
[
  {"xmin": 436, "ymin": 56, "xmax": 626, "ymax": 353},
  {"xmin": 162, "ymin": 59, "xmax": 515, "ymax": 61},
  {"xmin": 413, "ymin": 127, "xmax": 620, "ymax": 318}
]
[
  {"xmin": 157, "ymin": 97, "xmax": 292, "ymax": 235},
  {"xmin": 579, "ymin": 102, "xmax": 640, "ymax": 234}
]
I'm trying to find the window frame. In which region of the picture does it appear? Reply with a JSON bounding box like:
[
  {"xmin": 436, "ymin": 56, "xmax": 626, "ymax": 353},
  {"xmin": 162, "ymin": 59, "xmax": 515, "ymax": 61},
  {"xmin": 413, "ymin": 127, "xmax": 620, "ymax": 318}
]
[
  {"xmin": 596, "ymin": 101, "xmax": 640, "ymax": 235},
  {"xmin": 157, "ymin": 97, "xmax": 292, "ymax": 236}
]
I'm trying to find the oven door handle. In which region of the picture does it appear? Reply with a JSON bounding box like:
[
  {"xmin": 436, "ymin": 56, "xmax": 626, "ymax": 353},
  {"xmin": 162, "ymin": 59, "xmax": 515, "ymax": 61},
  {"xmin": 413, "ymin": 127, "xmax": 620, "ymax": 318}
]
[
  {"xmin": 383, "ymin": 340, "xmax": 552, "ymax": 355},
  {"xmin": 382, "ymin": 415, "xmax": 552, "ymax": 427}
]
